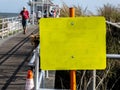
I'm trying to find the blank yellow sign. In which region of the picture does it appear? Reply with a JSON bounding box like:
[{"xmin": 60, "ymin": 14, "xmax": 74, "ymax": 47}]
[{"xmin": 40, "ymin": 17, "xmax": 106, "ymax": 70}]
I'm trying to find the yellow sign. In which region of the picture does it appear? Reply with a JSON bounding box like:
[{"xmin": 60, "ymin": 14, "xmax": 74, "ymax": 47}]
[{"xmin": 40, "ymin": 17, "xmax": 106, "ymax": 70}]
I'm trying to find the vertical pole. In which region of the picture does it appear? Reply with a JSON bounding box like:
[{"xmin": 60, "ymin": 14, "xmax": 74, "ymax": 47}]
[
  {"xmin": 42, "ymin": 70, "xmax": 45, "ymax": 88},
  {"xmin": 69, "ymin": 8, "xmax": 75, "ymax": 17},
  {"xmin": 69, "ymin": 7, "xmax": 76, "ymax": 90},
  {"xmin": 87, "ymin": 70, "xmax": 96, "ymax": 90},
  {"xmin": 47, "ymin": 0, "xmax": 48, "ymax": 17},
  {"xmin": 42, "ymin": 0, "xmax": 44, "ymax": 18},
  {"xmin": 35, "ymin": 49, "xmax": 39, "ymax": 90},
  {"xmin": 46, "ymin": 70, "xmax": 49, "ymax": 78},
  {"xmin": 93, "ymin": 70, "xmax": 96, "ymax": 90},
  {"xmin": 2, "ymin": 18, "xmax": 4, "ymax": 39},
  {"xmin": 32, "ymin": 0, "xmax": 35, "ymax": 25}
]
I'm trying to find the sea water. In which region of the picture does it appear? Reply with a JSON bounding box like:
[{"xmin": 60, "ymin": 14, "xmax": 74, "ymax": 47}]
[{"xmin": 0, "ymin": 13, "xmax": 18, "ymax": 18}]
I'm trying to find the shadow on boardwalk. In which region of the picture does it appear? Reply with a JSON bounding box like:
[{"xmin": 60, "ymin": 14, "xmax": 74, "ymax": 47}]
[{"xmin": 0, "ymin": 25, "xmax": 38, "ymax": 90}]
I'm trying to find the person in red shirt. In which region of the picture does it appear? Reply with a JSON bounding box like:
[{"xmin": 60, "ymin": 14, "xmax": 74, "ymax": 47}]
[{"xmin": 19, "ymin": 6, "xmax": 29, "ymax": 34}]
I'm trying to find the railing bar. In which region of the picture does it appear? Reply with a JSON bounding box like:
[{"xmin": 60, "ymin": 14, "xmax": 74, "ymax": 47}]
[
  {"xmin": 35, "ymin": 50, "xmax": 39, "ymax": 90},
  {"xmin": 38, "ymin": 71, "xmax": 44, "ymax": 88},
  {"xmin": 29, "ymin": 53, "xmax": 120, "ymax": 67},
  {"xmin": 28, "ymin": 54, "xmax": 35, "ymax": 66},
  {"xmin": 107, "ymin": 54, "xmax": 120, "ymax": 58},
  {"xmin": 106, "ymin": 21, "xmax": 120, "ymax": 29}
]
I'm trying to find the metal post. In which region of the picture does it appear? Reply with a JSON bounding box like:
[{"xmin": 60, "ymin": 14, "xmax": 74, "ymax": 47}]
[
  {"xmin": 42, "ymin": 0, "xmax": 44, "ymax": 18},
  {"xmin": 93, "ymin": 70, "xmax": 96, "ymax": 90},
  {"xmin": 2, "ymin": 18, "xmax": 4, "ymax": 39},
  {"xmin": 42, "ymin": 70, "xmax": 45, "ymax": 88},
  {"xmin": 11, "ymin": 17, "xmax": 14, "ymax": 34},
  {"xmin": 46, "ymin": 70, "xmax": 49, "ymax": 78},
  {"xmin": 87, "ymin": 70, "xmax": 96, "ymax": 90},
  {"xmin": 35, "ymin": 49, "xmax": 39, "ymax": 90},
  {"xmin": 32, "ymin": 0, "xmax": 35, "ymax": 25},
  {"xmin": 47, "ymin": 0, "xmax": 48, "ymax": 17},
  {"xmin": 69, "ymin": 7, "xmax": 76, "ymax": 90}
]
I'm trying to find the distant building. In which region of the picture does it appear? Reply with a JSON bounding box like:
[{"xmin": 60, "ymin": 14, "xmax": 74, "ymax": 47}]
[{"xmin": 28, "ymin": 0, "xmax": 60, "ymax": 18}]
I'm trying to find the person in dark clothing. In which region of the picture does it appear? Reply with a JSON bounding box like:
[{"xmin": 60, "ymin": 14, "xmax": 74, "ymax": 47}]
[{"xmin": 44, "ymin": 10, "xmax": 47, "ymax": 18}]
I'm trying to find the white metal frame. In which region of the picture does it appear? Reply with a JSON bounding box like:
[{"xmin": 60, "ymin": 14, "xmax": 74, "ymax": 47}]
[
  {"xmin": 0, "ymin": 16, "xmax": 22, "ymax": 39},
  {"xmin": 30, "ymin": 0, "xmax": 60, "ymax": 25},
  {"xmin": 28, "ymin": 47, "xmax": 120, "ymax": 90},
  {"xmin": 28, "ymin": 21, "xmax": 120, "ymax": 90}
]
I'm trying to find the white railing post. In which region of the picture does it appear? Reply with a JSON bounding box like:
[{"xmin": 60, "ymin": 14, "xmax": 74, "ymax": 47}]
[
  {"xmin": 93, "ymin": 70, "xmax": 96, "ymax": 90},
  {"xmin": 2, "ymin": 18, "xmax": 5, "ymax": 39},
  {"xmin": 0, "ymin": 16, "xmax": 22, "ymax": 39},
  {"xmin": 32, "ymin": 0, "xmax": 35, "ymax": 25},
  {"xmin": 7, "ymin": 18, "xmax": 9, "ymax": 36},
  {"xmin": 35, "ymin": 47, "xmax": 39, "ymax": 90},
  {"xmin": 42, "ymin": 0, "xmax": 44, "ymax": 18},
  {"xmin": 46, "ymin": 70, "xmax": 49, "ymax": 78},
  {"xmin": 42, "ymin": 71, "xmax": 45, "ymax": 88}
]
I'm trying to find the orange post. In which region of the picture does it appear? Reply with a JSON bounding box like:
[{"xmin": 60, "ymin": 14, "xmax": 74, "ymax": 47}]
[
  {"xmin": 69, "ymin": 7, "xmax": 76, "ymax": 90},
  {"xmin": 69, "ymin": 8, "xmax": 75, "ymax": 17},
  {"xmin": 70, "ymin": 70, "xmax": 76, "ymax": 90}
]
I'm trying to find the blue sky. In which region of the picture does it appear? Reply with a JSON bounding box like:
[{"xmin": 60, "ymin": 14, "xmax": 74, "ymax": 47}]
[
  {"xmin": 0, "ymin": 0, "xmax": 29, "ymax": 13},
  {"xmin": 53, "ymin": 0, "xmax": 120, "ymax": 14},
  {"xmin": 0, "ymin": 0, "xmax": 119, "ymax": 14}
]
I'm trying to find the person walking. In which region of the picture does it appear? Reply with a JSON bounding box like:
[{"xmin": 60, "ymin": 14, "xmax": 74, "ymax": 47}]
[
  {"xmin": 19, "ymin": 6, "xmax": 29, "ymax": 34},
  {"xmin": 37, "ymin": 11, "xmax": 42, "ymax": 20},
  {"xmin": 36, "ymin": 10, "xmax": 42, "ymax": 24}
]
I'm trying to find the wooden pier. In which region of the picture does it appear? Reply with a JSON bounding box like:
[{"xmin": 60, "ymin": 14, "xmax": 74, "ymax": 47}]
[{"xmin": 0, "ymin": 25, "xmax": 38, "ymax": 90}]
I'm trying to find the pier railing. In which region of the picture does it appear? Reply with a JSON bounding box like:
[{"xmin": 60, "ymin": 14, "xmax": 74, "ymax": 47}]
[
  {"xmin": 0, "ymin": 16, "xmax": 22, "ymax": 39},
  {"xmin": 28, "ymin": 21, "xmax": 120, "ymax": 90},
  {"xmin": 28, "ymin": 45, "xmax": 120, "ymax": 90}
]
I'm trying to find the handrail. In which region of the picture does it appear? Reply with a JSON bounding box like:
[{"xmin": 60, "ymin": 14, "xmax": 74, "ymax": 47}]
[
  {"xmin": 0, "ymin": 16, "xmax": 22, "ymax": 39},
  {"xmin": 106, "ymin": 21, "xmax": 120, "ymax": 28},
  {"xmin": 38, "ymin": 70, "xmax": 45, "ymax": 88},
  {"xmin": 28, "ymin": 45, "xmax": 39, "ymax": 67},
  {"xmin": 107, "ymin": 54, "xmax": 120, "ymax": 59},
  {"xmin": 28, "ymin": 21, "xmax": 120, "ymax": 90},
  {"xmin": 28, "ymin": 45, "xmax": 120, "ymax": 90},
  {"xmin": 28, "ymin": 50, "xmax": 36, "ymax": 67}
]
